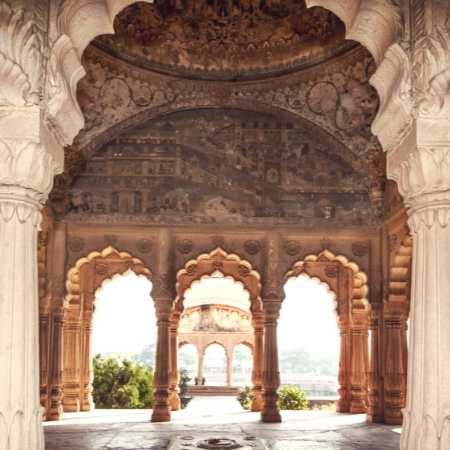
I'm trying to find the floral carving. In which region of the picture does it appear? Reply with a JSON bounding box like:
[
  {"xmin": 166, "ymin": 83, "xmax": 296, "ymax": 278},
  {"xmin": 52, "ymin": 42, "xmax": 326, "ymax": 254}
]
[
  {"xmin": 136, "ymin": 239, "xmax": 153, "ymax": 254},
  {"xmin": 0, "ymin": 3, "xmax": 43, "ymax": 106},
  {"xmin": 352, "ymin": 242, "xmax": 369, "ymax": 258},
  {"xmin": 325, "ymin": 264, "xmax": 339, "ymax": 279},
  {"xmin": 283, "ymin": 240, "xmax": 301, "ymax": 257},
  {"xmin": 177, "ymin": 239, "xmax": 194, "ymax": 254},
  {"xmin": 103, "ymin": 235, "xmax": 118, "ymax": 246},
  {"xmin": 244, "ymin": 240, "xmax": 262, "ymax": 255},
  {"xmin": 67, "ymin": 237, "xmax": 85, "ymax": 253}
]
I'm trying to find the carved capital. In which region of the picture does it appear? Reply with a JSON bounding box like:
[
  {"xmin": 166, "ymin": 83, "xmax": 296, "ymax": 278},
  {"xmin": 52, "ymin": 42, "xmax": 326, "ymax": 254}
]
[{"xmin": 0, "ymin": 3, "xmax": 44, "ymax": 107}]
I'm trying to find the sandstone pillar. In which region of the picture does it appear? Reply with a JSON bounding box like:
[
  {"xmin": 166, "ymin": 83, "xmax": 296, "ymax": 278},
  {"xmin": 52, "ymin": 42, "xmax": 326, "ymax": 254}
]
[
  {"xmin": 0, "ymin": 112, "xmax": 62, "ymax": 449},
  {"xmin": 62, "ymin": 319, "xmax": 82, "ymax": 412},
  {"xmin": 169, "ymin": 312, "xmax": 181, "ymax": 411},
  {"xmin": 337, "ymin": 320, "xmax": 351, "ymax": 413},
  {"xmin": 80, "ymin": 301, "xmax": 94, "ymax": 412},
  {"xmin": 251, "ymin": 312, "xmax": 264, "ymax": 412},
  {"xmin": 197, "ymin": 350, "xmax": 205, "ymax": 385},
  {"xmin": 226, "ymin": 353, "xmax": 233, "ymax": 387},
  {"xmin": 47, "ymin": 309, "xmax": 65, "ymax": 421},
  {"xmin": 383, "ymin": 315, "xmax": 407, "ymax": 425},
  {"xmin": 39, "ymin": 310, "xmax": 51, "ymax": 420},
  {"xmin": 367, "ymin": 309, "xmax": 383, "ymax": 422},
  {"xmin": 261, "ymin": 302, "xmax": 281, "ymax": 423},
  {"xmin": 151, "ymin": 301, "xmax": 172, "ymax": 422},
  {"xmin": 350, "ymin": 323, "xmax": 369, "ymax": 413}
]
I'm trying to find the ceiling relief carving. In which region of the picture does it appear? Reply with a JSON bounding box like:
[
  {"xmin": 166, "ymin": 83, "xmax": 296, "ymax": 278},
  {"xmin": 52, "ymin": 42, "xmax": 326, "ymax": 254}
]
[
  {"xmin": 64, "ymin": 108, "xmax": 378, "ymax": 227},
  {"xmin": 94, "ymin": 0, "xmax": 351, "ymax": 80}
]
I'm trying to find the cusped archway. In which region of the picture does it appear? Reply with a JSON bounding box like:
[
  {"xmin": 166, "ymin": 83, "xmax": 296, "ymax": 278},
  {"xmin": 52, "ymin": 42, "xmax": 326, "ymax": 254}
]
[{"xmin": 285, "ymin": 249, "xmax": 370, "ymax": 414}]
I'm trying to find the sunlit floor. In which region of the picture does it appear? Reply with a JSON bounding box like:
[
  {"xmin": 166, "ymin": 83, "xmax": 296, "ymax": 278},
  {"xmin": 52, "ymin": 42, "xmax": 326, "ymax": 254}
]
[{"xmin": 44, "ymin": 397, "xmax": 401, "ymax": 450}]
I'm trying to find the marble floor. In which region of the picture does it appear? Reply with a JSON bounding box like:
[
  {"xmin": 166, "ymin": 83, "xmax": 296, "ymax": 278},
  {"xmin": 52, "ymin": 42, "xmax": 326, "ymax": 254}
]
[{"xmin": 44, "ymin": 397, "xmax": 401, "ymax": 450}]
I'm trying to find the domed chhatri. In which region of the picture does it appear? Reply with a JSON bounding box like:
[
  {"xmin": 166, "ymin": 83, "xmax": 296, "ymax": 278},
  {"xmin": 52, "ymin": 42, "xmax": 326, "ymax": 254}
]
[{"xmin": 94, "ymin": 0, "xmax": 351, "ymax": 80}]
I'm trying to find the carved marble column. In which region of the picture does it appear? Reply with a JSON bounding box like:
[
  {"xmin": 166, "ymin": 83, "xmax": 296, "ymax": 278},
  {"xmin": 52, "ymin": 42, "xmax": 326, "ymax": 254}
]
[
  {"xmin": 169, "ymin": 312, "xmax": 181, "ymax": 411},
  {"xmin": 0, "ymin": 119, "xmax": 62, "ymax": 449},
  {"xmin": 261, "ymin": 301, "xmax": 281, "ymax": 423},
  {"xmin": 251, "ymin": 312, "xmax": 264, "ymax": 412},
  {"xmin": 367, "ymin": 309, "xmax": 383, "ymax": 422},
  {"xmin": 151, "ymin": 300, "xmax": 172, "ymax": 422}
]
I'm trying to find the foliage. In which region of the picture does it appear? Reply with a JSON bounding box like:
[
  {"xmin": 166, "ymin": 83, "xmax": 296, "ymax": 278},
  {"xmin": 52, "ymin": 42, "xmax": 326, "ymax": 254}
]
[
  {"xmin": 279, "ymin": 348, "xmax": 338, "ymax": 378},
  {"xmin": 237, "ymin": 386, "xmax": 253, "ymax": 410},
  {"xmin": 93, "ymin": 355, "xmax": 154, "ymax": 409},
  {"xmin": 278, "ymin": 385, "xmax": 309, "ymax": 410},
  {"xmin": 179, "ymin": 369, "xmax": 193, "ymax": 409}
]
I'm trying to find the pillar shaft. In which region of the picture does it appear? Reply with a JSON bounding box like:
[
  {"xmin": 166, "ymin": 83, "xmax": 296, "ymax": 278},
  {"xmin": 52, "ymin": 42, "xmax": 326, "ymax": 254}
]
[
  {"xmin": 261, "ymin": 303, "xmax": 281, "ymax": 423},
  {"xmin": 169, "ymin": 317, "xmax": 181, "ymax": 411},
  {"xmin": 251, "ymin": 315, "xmax": 264, "ymax": 412},
  {"xmin": 151, "ymin": 301, "xmax": 172, "ymax": 422},
  {"xmin": 367, "ymin": 311, "xmax": 383, "ymax": 422},
  {"xmin": 0, "ymin": 195, "xmax": 45, "ymax": 450},
  {"xmin": 337, "ymin": 324, "xmax": 351, "ymax": 412},
  {"xmin": 350, "ymin": 325, "xmax": 369, "ymax": 413},
  {"xmin": 226, "ymin": 355, "xmax": 233, "ymax": 387},
  {"xmin": 48, "ymin": 310, "xmax": 65, "ymax": 421},
  {"xmin": 401, "ymin": 204, "xmax": 450, "ymax": 449}
]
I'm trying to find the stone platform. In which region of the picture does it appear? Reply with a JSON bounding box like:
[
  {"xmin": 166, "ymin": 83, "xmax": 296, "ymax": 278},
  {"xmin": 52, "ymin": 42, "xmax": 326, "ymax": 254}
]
[{"xmin": 44, "ymin": 397, "xmax": 401, "ymax": 450}]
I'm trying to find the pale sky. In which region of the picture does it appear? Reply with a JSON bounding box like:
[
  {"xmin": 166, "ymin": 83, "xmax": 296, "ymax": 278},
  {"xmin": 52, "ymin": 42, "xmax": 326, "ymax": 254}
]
[
  {"xmin": 92, "ymin": 271, "xmax": 339, "ymax": 361},
  {"xmin": 278, "ymin": 274, "xmax": 340, "ymax": 356},
  {"xmin": 92, "ymin": 271, "xmax": 156, "ymax": 355}
]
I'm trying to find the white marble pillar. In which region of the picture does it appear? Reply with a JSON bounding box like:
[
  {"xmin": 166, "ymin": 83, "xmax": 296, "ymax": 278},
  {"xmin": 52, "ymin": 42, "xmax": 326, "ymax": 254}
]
[
  {"xmin": 0, "ymin": 131, "xmax": 60, "ymax": 450},
  {"xmin": 401, "ymin": 199, "xmax": 450, "ymax": 449}
]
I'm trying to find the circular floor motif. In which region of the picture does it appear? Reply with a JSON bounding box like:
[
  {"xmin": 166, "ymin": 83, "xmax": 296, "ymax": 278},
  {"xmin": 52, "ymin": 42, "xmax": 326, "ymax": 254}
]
[{"xmin": 197, "ymin": 438, "xmax": 242, "ymax": 449}]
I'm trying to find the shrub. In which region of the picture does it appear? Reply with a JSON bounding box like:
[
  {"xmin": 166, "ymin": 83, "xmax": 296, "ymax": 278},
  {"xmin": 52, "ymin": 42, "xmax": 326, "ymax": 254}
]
[
  {"xmin": 92, "ymin": 355, "xmax": 154, "ymax": 409},
  {"xmin": 179, "ymin": 369, "xmax": 193, "ymax": 409},
  {"xmin": 278, "ymin": 385, "xmax": 309, "ymax": 410},
  {"xmin": 237, "ymin": 386, "xmax": 253, "ymax": 410}
]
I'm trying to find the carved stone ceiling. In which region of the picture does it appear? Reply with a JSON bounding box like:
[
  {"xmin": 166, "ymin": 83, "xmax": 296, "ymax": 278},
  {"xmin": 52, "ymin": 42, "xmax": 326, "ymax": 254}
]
[
  {"xmin": 93, "ymin": 0, "xmax": 351, "ymax": 80},
  {"xmin": 49, "ymin": 2, "xmax": 387, "ymax": 226}
]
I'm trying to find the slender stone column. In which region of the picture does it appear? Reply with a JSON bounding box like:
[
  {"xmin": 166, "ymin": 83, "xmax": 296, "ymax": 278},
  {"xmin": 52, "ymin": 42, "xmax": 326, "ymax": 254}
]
[
  {"xmin": 350, "ymin": 324, "xmax": 369, "ymax": 413},
  {"xmin": 80, "ymin": 304, "xmax": 94, "ymax": 412},
  {"xmin": 251, "ymin": 312, "xmax": 264, "ymax": 412},
  {"xmin": 226, "ymin": 353, "xmax": 233, "ymax": 387},
  {"xmin": 39, "ymin": 310, "xmax": 51, "ymax": 420},
  {"xmin": 367, "ymin": 309, "xmax": 383, "ymax": 422},
  {"xmin": 337, "ymin": 321, "xmax": 351, "ymax": 412},
  {"xmin": 151, "ymin": 300, "xmax": 172, "ymax": 422},
  {"xmin": 62, "ymin": 319, "xmax": 82, "ymax": 412},
  {"xmin": 261, "ymin": 301, "xmax": 281, "ymax": 423},
  {"xmin": 169, "ymin": 312, "xmax": 181, "ymax": 411},
  {"xmin": 383, "ymin": 315, "xmax": 407, "ymax": 425},
  {"xmin": 48, "ymin": 309, "xmax": 65, "ymax": 421},
  {"xmin": 197, "ymin": 350, "xmax": 205, "ymax": 385}
]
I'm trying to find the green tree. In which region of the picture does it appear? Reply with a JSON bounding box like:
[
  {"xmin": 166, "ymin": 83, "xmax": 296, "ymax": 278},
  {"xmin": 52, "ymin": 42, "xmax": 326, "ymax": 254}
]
[{"xmin": 93, "ymin": 354, "xmax": 154, "ymax": 409}]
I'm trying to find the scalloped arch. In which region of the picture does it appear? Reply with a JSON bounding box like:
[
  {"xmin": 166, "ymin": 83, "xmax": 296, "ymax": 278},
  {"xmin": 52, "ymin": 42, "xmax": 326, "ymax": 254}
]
[
  {"xmin": 387, "ymin": 235, "xmax": 412, "ymax": 309},
  {"xmin": 285, "ymin": 249, "xmax": 370, "ymax": 313},
  {"xmin": 176, "ymin": 247, "xmax": 262, "ymax": 314},
  {"xmin": 65, "ymin": 245, "xmax": 152, "ymax": 307}
]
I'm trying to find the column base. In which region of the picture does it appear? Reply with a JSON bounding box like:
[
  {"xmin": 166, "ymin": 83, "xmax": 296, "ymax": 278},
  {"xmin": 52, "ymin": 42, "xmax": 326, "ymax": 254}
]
[
  {"xmin": 251, "ymin": 389, "xmax": 264, "ymax": 412},
  {"xmin": 151, "ymin": 408, "xmax": 171, "ymax": 422},
  {"xmin": 261, "ymin": 410, "xmax": 282, "ymax": 423},
  {"xmin": 169, "ymin": 391, "xmax": 181, "ymax": 411}
]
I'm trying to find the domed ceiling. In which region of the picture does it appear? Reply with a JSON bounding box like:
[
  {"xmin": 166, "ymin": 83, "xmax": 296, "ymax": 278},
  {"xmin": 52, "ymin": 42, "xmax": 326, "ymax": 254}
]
[{"xmin": 93, "ymin": 0, "xmax": 352, "ymax": 80}]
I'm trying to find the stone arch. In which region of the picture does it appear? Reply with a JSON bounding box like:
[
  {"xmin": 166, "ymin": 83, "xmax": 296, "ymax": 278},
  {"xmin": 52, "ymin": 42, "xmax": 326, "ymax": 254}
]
[
  {"xmin": 284, "ymin": 249, "xmax": 370, "ymax": 415},
  {"xmin": 175, "ymin": 247, "xmax": 263, "ymax": 315},
  {"xmin": 383, "ymin": 235, "xmax": 412, "ymax": 425},
  {"xmin": 62, "ymin": 246, "xmax": 153, "ymax": 416}
]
